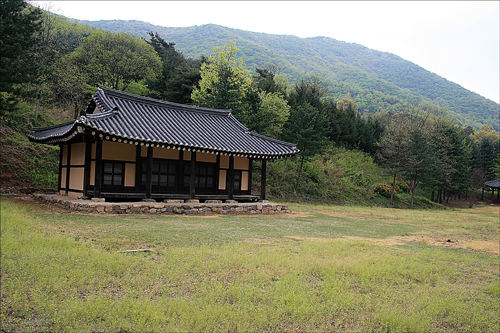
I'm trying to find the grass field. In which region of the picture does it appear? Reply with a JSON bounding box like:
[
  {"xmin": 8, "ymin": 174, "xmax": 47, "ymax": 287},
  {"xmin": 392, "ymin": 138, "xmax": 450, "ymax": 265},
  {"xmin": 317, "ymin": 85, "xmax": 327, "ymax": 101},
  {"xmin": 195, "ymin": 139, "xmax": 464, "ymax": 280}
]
[{"xmin": 1, "ymin": 196, "xmax": 499, "ymax": 332}]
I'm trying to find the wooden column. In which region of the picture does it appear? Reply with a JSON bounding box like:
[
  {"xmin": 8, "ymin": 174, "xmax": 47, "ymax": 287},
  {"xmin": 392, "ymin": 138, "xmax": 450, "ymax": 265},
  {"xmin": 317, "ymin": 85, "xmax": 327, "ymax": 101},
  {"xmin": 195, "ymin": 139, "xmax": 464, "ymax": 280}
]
[
  {"xmin": 65, "ymin": 143, "xmax": 71, "ymax": 195},
  {"xmin": 58, "ymin": 143, "xmax": 63, "ymax": 193},
  {"xmin": 177, "ymin": 150, "xmax": 184, "ymax": 194},
  {"xmin": 248, "ymin": 158, "xmax": 253, "ymax": 194},
  {"xmin": 261, "ymin": 159, "xmax": 267, "ymax": 201},
  {"xmin": 215, "ymin": 154, "xmax": 221, "ymax": 194},
  {"xmin": 94, "ymin": 137, "xmax": 103, "ymax": 198},
  {"xmin": 146, "ymin": 146, "xmax": 153, "ymax": 199},
  {"xmin": 228, "ymin": 155, "xmax": 234, "ymax": 200},
  {"xmin": 190, "ymin": 151, "xmax": 196, "ymax": 199},
  {"xmin": 135, "ymin": 145, "xmax": 141, "ymax": 194},
  {"xmin": 83, "ymin": 139, "xmax": 92, "ymax": 197}
]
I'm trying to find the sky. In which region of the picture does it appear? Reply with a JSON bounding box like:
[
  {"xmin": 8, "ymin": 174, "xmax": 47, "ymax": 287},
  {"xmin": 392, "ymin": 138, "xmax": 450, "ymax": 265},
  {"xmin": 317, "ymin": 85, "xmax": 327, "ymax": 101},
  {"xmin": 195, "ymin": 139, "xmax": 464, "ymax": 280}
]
[{"xmin": 32, "ymin": 1, "xmax": 500, "ymax": 104}]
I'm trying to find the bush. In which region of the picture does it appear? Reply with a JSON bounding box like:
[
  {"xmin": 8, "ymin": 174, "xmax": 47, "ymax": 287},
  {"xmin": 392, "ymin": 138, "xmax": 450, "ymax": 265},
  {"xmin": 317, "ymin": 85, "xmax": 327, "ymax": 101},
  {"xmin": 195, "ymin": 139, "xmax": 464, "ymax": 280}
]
[
  {"xmin": 374, "ymin": 183, "xmax": 392, "ymax": 198},
  {"xmin": 267, "ymin": 146, "xmax": 387, "ymax": 204}
]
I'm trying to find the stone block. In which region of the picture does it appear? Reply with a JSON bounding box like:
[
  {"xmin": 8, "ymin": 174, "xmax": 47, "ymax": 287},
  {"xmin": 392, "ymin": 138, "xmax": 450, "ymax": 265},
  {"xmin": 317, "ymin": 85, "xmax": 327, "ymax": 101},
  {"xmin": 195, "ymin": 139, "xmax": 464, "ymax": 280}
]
[
  {"xmin": 205, "ymin": 200, "xmax": 223, "ymax": 204},
  {"xmin": 164, "ymin": 199, "xmax": 183, "ymax": 203},
  {"xmin": 173, "ymin": 207, "xmax": 184, "ymax": 214},
  {"xmin": 91, "ymin": 198, "xmax": 105, "ymax": 202},
  {"xmin": 130, "ymin": 206, "xmax": 142, "ymax": 213},
  {"xmin": 184, "ymin": 199, "xmax": 199, "ymax": 203},
  {"xmin": 225, "ymin": 200, "xmax": 238, "ymax": 203}
]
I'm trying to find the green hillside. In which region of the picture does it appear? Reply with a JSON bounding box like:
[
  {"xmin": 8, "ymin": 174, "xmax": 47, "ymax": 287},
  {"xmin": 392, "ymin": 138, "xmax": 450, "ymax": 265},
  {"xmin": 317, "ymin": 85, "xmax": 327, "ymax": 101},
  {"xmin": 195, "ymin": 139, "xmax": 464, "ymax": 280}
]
[{"xmin": 80, "ymin": 20, "xmax": 499, "ymax": 131}]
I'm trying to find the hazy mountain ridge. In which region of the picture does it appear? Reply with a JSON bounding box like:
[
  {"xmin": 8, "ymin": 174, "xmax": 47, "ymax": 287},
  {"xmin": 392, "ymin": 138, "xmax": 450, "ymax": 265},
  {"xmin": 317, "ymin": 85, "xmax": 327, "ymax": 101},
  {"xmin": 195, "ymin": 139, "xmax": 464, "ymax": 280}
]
[{"xmin": 80, "ymin": 19, "xmax": 499, "ymax": 130}]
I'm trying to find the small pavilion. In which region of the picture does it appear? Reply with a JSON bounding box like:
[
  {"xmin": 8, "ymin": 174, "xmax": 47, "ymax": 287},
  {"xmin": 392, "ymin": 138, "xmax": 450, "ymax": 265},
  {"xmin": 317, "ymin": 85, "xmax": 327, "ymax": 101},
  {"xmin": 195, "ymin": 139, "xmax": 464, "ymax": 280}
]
[
  {"xmin": 28, "ymin": 86, "xmax": 299, "ymax": 202},
  {"xmin": 483, "ymin": 179, "xmax": 500, "ymax": 205}
]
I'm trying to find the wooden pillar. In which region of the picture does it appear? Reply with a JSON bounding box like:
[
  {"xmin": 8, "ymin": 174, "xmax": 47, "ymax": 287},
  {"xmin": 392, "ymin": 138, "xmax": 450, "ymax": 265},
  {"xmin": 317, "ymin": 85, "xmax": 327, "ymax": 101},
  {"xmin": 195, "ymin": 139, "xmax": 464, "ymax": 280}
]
[
  {"xmin": 135, "ymin": 145, "xmax": 141, "ymax": 193},
  {"xmin": 83, "ymin": 139, "xmax": 92, "ymax": 197},
  {"xmin": 261, "ymin": 159, "xmax": 267, "ymax": 201},
  {"xmin": 94, "ymin": 137, "xmax": 102, "ymax": 198},
  {"xmin": 58, "ymin": 143, "xmax": 63, "ymax": 193},
  {"xmin": 190, "ymin": 151, "xmax": 196, "ymax": 199},
  {"xmin": 248, "ymin": 158, "xmax": 253, "ymax": 194},
  {"xmin": 65, "ymin": 143, "xmax": 71, "ymax": 195},
  {"xmin": 215, "ymin": 154, "xmax": 221, "ymax": 194},
  {"xmin": 228, "ymin": 155, "xmax": 234, "ymax": 200},
  {"xmin": 177, "ymin": 150, "xmax": 184, "ymax": 194},
  {"xmin": 146, "ymin": 146, "xmax": 153, "ymax": 199}
]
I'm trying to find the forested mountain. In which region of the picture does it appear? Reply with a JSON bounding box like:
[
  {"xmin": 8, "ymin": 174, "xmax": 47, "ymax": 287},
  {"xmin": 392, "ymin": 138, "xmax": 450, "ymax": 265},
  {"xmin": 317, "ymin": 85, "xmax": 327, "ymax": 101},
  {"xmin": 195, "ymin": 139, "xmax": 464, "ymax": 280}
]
[
  {"xmin": 2, "ymin": 1, "xmax": 498, "ymax": 207},
  {"xmin": 80, "ymin": 20, "xmax": 499, "ymax": 131}
]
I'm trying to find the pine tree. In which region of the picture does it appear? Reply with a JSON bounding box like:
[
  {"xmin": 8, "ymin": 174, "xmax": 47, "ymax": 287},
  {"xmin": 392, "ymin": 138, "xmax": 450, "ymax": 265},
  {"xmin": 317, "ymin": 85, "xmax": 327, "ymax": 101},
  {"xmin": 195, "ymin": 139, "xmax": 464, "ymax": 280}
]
[{"xmin": 0, "ymin": 0, "xmax": 42, "ymax": 114}]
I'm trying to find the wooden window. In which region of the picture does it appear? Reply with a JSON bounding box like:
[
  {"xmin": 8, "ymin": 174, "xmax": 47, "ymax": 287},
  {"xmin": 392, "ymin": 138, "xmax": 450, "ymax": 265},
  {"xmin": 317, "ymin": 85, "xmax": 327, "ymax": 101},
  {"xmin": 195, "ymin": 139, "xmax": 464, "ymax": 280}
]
[
  {"xmin": 183, "ymin": 161, "xmax": 216, "ymax": 193},
  {"xmin": 103, "ymin": 161, "xmax": 124, "ymax": 186},
  {"xmin": 142, "ymin": 159, "xmax": 177, "ymax": 191}
]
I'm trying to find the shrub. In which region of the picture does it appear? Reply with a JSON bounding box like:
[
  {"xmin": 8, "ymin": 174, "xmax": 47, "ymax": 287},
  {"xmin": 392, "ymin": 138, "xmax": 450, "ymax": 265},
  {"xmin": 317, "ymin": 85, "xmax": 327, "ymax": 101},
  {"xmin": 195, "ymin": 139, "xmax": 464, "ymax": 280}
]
[{"xmin": 374, "ymin": 183, "xmax": 392, "ymax": 198}]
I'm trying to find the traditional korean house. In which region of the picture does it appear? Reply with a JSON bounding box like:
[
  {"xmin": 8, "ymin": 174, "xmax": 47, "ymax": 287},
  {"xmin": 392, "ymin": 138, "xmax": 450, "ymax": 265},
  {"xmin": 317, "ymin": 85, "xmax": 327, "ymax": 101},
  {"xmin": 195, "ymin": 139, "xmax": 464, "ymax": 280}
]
[{"xmin": 28, "ymin": 86, "xmax": 299, "ymax": 202}]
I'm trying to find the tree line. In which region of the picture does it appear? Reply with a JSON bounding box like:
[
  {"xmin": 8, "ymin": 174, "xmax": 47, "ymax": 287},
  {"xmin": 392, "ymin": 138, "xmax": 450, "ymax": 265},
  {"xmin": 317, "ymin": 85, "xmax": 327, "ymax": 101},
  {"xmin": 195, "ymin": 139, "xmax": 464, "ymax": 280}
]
[{"xmin": 1, "ymin": 0, "xmax": 498, "ymax": 207}]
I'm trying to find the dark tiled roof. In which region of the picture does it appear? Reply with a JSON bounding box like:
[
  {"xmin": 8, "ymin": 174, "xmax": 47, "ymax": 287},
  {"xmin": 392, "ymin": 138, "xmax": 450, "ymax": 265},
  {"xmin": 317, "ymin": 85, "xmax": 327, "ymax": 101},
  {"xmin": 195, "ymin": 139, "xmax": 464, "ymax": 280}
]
[
  {"xmin": 28, "ymin": 86, "xmax": 299, "ymax": 159},
  {"xmin": 484, "ymin": 179, "xmax": 500, "ymax": 188}
]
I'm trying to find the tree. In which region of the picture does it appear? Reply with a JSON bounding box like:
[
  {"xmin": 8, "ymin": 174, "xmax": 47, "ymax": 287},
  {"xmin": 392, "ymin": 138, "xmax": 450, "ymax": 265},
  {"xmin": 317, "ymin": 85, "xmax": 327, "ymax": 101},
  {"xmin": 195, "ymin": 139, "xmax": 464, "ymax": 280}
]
[
  {"xmin": 0, "ymin": 0, "xmax": 41, "ymax": 114},
  {"xmin": 29, "ymin": 3, "xmax": 69, "ymax": 118},
  {"xmin": 468, "ymin": 168, "xmax": 487, "ymax": 208},
  {"xmin": 282, "ymin": 103, "xmax": 329, "ymax": 194},
  {"xmin": 254, "ymin": 65, "xmax": 289, "ymax": 97},
  {"xmin": 69, "ymin": 30, "xmax": 161, "ymax": 90},
  {"xmin": 287, "ymin": 76, "xmax": 325, "ymax": 111},
  {"xmin": 377, "ymin": 103, "xmax": 435, "ymax": 206},
  {"xmin": 48, "ymin": 55, "xmax": 92, "ymax": 119},
  {"xmin": 191, "ymin": 42, "xmax": 254, "ymax": 119},
  {"xmin": 469, "ymin": 125, "xmax": 500, "ymax": 180},
  {"xmin": 146, "ymin": 32, "xmax": 204, "ymax": 104},
  {"xmin": 244, "ymin": 91, "xmax": 290, "ymax": 138}
]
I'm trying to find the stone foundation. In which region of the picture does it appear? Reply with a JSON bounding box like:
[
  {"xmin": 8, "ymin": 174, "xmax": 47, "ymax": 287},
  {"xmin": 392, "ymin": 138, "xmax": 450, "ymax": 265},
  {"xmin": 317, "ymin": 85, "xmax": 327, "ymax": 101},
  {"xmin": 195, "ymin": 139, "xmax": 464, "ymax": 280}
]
[{"xmin": 33, "ymin": 194, "xmax": 290, "ymax": 216}]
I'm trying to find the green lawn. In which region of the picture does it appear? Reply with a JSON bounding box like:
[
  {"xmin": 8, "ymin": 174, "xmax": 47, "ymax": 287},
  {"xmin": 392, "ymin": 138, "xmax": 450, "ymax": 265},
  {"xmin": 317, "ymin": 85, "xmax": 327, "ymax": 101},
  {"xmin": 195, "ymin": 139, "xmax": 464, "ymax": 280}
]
[{"xmin": 1, "ymin": 197, "xmax": 499, "ymax": 332}]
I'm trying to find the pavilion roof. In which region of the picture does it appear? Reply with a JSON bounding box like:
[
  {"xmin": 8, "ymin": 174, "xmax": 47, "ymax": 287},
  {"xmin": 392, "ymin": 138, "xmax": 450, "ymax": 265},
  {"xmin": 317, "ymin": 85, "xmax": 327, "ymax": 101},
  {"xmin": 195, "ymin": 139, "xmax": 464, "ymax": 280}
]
[{"xmin": 484, "ymin": 179, "xmax": 500, "ymax": 188}]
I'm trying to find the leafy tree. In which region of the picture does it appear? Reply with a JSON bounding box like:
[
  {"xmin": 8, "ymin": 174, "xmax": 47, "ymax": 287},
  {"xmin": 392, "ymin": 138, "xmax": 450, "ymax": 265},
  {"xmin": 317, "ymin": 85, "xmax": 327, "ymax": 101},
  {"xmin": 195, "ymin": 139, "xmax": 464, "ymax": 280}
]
[
  {"xmin": 0, "ymin": 0, "xmax": 41, "ymax": 115},
  {"xmin": 191, "ymin": 42, "xmax": 254, "ymax": 119},
  {"xmin": 48, "ymin": 55, "xmax": 92, "ymax": 119},
  {"xmin": 244, "ymin": 91, "xmax": 290, "ymax": 138},
  {"xmin": 69, "ymin": 30, "xmax": 161, "ymax": 90}
]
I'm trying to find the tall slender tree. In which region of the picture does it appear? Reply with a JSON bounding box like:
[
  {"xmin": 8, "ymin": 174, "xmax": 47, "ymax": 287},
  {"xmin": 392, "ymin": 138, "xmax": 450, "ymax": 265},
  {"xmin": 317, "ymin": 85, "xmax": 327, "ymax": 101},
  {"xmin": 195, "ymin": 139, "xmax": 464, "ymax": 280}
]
[{"xmin": 0, "ymin": 0, "xmax": 41, "ymax": 114}]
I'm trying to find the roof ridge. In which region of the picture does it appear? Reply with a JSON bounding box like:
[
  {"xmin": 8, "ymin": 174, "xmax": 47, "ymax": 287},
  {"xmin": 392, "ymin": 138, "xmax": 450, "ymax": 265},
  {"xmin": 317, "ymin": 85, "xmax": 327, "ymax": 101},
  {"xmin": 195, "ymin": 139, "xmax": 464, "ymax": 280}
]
[{"xmin": 98, "ymin": 86, "xmax": 232, "ymax": 115}]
